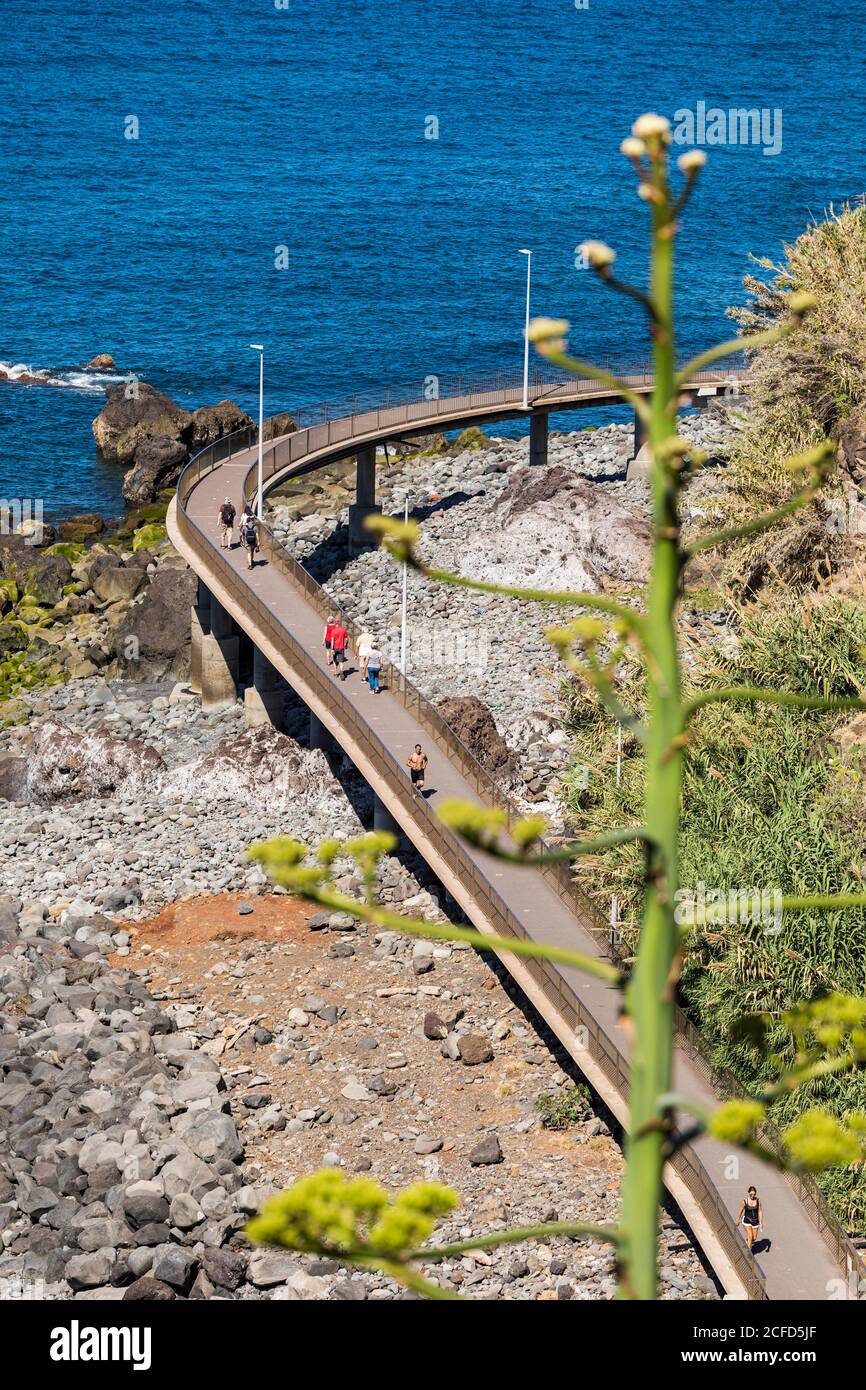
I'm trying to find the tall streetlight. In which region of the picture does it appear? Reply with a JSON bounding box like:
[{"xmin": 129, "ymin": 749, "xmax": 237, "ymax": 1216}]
[
  {"xmin": 249, "ymin": 344, "xmax": 264, "ymax": 519},
  {"xmin": 399, "ymin": 497, "xmax": 409, "ymax": 676},
  {"xmin": 518, "ymin": 249, "xmax": 532, "ymax": 409}
]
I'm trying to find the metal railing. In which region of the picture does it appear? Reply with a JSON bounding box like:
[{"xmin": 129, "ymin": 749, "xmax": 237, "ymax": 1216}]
[
  {"xmin": 175, "ymin": 412, "xmax": 780, "ymax": 1301},
  {"xmin": 285, "ymin": 354, "xmax": 747, "ymax": 432},
  {"xmin": 245, "ymin": 355, "xmax": 748, "ymax": 497},
  {"xmin": 173, "ymin": 364, "xmax": 863, "ymax": 1299}
]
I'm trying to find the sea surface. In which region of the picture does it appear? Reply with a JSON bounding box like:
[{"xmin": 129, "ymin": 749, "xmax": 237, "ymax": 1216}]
[{"xmin": 1, "ymin": 0, "xmax": 864, "ymax": 520}]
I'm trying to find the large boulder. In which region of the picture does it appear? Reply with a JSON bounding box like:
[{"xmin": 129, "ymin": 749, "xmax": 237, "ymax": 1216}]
[
  {"xmin": 263, "ymin": 412, "xmax": 297, "ymax": 441},
  {"xmin": 436, "ymin": 696, "xmax": 515, "ymax": 780},
  {"xmin": 72, "ymin": 548, "xmax": 116, "ymax": 591},
  {"xmin": 85, "ymin": 353, "xmax": 117, "ymax": 371},
  {"xmin": 459, "ymin": 465, "xmax": 652, "ymax": 592},
  {"xmin": 122, "ymin": 435, "xmax": 190, "ymax": 507},
  {"xmin": 162, "ymin": 724, "xmax": 359, "ymax": 826},
  {"xmin": 187, "ymin": 400, "xmax": 253, "ymax": 452},
  {"xmin": 19, "ymin": 553, "xmax": 72, "ymax": 606},
  {"xmin": 92, "ymin": 565, "xmax": 145, "ymax": 605},
  {"xmin": 92, "ymin": 382, "xmax": 192, "ymax": 465},
  {"xmin": 24, "ymin": 721, "xmax": 165, "ymax": 801},
  {"xmin": 58, "ymin": 513, "xmax": 106, "ymax": 544},
  {"xmin": 115, "ymin": 567, "xmax": 197, "ymax": 678}
]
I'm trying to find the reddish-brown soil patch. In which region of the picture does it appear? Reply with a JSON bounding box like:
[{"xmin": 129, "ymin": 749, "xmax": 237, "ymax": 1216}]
[{"xmin": 114, "ymin": 892, "xmax": 317, "ymax": 953}]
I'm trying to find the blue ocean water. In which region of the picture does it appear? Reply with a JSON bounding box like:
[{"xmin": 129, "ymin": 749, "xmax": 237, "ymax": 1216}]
[{"xmin": 0, "ymin": 0, "xmax": 863, "ymax": 520}]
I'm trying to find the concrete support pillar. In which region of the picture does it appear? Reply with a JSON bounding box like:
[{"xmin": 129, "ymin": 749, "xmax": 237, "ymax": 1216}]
[
  {"xmin": 626, "ymin": 407, "xmax": 653, "ymax": 480},
  {"xmin": 349, "ymin": 444, "xmax": 381, "ymax": 554},
  {"xmin": 632, "ymin": 407, "xmax": 648, "ymax": 460},
  {"xmin": 190, "ymin": 582, "xmax": 211, "ymax": 695},
  {"xmin": 309, "ymin": 711, "xmax": 335, "ymax": 753},
  {"xmin": 198, "ymin": 594, "xmax": 238, "ymax": 709},
  {"xmin": 529, "ymin": 411, "xmax": 549, "ymax": 468},
  {"xmin": 373, "ymin": 795, "xmax": 400, "ymax": 835},
  {"xmin": 244, "ymin": 647, "xmax": 284, "ymax": 730},
  {"xmin": 210, "ymin": 595, "xmax": 233, "ymax": 640},
  {"xmin": 201, "ymin": 633, "xmax": 239, "ymax": 710}
]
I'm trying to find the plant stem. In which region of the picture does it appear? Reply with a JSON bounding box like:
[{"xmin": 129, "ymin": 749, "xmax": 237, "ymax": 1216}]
[{"xmin": 618, "ymin": 164, "xmax": 683, "ymax": 1301}]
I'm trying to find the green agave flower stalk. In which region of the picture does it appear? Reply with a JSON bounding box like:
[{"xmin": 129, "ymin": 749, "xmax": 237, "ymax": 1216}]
[{"xmin": 248, "ymin": 115, "xmax": 866, "ymax": 1300}]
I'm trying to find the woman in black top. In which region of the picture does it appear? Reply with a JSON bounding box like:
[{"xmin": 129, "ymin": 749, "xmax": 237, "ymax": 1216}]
[{"xmin": 737, "ymin": 1186, "xmax": 763, "ymax": 1250}]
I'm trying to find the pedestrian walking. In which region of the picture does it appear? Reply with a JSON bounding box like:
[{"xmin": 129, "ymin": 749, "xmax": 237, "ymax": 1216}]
[
  {"xmin": 323, "ymin": 615, "xmax": 337, "ymax": 668},
  {"xmin": 330, "ymin": 616, "xmax": 349, "ymax": 680},
  {"xmin": 407, "ymin": 744, "xmax": 428, "ymax": 793},
  {"xmin": 357, "ymin": 628, "xmax": 374, "ymax": 682},
  {"xmin": 217, "ymin": 497, "xmax": 236, "ymax": 549},
  {"xmin": 737, "ymin": 1187, "xmax": 763, "ymax": 1251},
  {"xmin": 366, "ymin": 643, "xmax": 382, "ymax": 693},
  {"xmin": 241, "ymin": 513, "xmax": 259, "ymax": 569}
]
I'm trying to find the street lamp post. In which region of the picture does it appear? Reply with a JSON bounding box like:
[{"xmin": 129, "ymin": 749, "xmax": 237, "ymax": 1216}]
[
  {"xmin": 518, "ymin": 249, "xmax": 532, "ymax": 409},
  {"xmin": 249, "ymin": 344, "xmax": 264, "ymax": 519},
  {"xmin": 400, "ymin": 497, "xmax": 409, "ymax": 676}
]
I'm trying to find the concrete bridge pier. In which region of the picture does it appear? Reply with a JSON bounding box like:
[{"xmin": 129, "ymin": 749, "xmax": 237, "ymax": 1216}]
[
  {"xmin": 189, "ymin": 578, "xmax": 211, "ymax": 695},
  {"xmin": 348, "ymin": 445, "xmax": 382, "ymax": 555},
  {"xmin": 309, "ymin": 711, "xmax": 336, "ymax": 753},
  {"xmin": 201, "ymin": 595, "xmax": 240, "ymax": 711},
  {"xmin": 373, "ymin": 795, "xmax": 401, "ymax": 836},
  {"xmin": 626, "ymin": 408, "xmax": 652, "ymax": 481},
  {"xmin": 244, "ymin": 647, "xmax": 284, "ymax": 730},
  {"xmin": 529, "ymin": 411, "xmax": 549, "ymax": 468}
]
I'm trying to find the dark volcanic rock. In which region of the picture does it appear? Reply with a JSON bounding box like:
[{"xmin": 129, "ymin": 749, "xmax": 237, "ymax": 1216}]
[
  {"xmin": 436, "ymin": 695, "xmax": 515, "ymax": 780},
  {"xmin": 262, "ymin": 412, "xmax": 297, "ymax": 441},
  {"xmin": 122, "ymin": 1276, "xmax": 177, "ymax": 1301},
  {"xmin": 115, "ymin": 568, "xmax": 197, "ymax": 678},
  {"xmin": 26, "ymin": 553, "xmax": 72, "ymax": 606},
  {"xmin": 123, "ymin": 435, "xmax": 190, "ymax": 508},
  {"xmin": 92, "ymin": 382, "xmax": 193, "ymax": 466},
  {"xmin": 468, "ymin": 1133, "xmax": 503, "ymax": 1166},
  {"xmin": 57, "ymin": 514, "xmax": 106, "ymax": 544},
  {"xmin": 187, "ymin": 400, "xmax": 253, "ymax": 452},
  {"xmin": 0, "ymin": 550, "xmax": 71, "ymax": 606}
]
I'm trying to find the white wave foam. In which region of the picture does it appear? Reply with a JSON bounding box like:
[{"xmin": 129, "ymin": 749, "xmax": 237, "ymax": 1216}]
[{"xmin": 0, "ymin": 359, "xmax": 126, "ymax": 393}]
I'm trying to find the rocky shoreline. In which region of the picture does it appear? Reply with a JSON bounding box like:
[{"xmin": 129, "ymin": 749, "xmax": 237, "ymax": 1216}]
[{"xmin": 0, "ymin": 411, "xmax": 739, "ymax": 1302}]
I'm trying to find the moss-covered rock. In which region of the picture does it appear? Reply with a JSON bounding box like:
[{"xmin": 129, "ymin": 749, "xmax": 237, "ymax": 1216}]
[
  {"xmin": 109, "ymin": 500, "xmax": 170, "ymax": 542},
  {"xmin": 18, "ymin": 604, "xmax": 52, "ymax": 626},
  {"xmin": 44, "ymin": 541, "xmax": 86, "ymax": 564},
  {"xmin": 19, "ymin": 553, "xmax": 73, "ymax": 606},
  {"xmin": 132, "ymin": 522, "xmax": 167, "ymax": 552},
  {"xmin": 451, "ymin": 426, "xmax": 490, "ymax": 451},
  {"xmin": 57, "ymin": 513, "xmax": 106, "ymax": 544}
]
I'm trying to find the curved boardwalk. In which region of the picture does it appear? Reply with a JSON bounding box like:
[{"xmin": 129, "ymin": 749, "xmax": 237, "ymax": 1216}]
[{"xmin": 168, "ymin": 375, "xmax": 855, "ymax": 1301}]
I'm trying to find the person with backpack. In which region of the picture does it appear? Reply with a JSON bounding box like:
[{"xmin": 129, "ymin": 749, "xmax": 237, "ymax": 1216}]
[
  {"xmin": 218, "ymin": 497, "xmax": 236, "ymax": 549},
  {"xmin": 330, "ymin": 617, "xmax": 349, "ymax": 680},
  {"xmin": 242, "ymin": 513, "xmax": 259, "ymax": 569},
  {"xmin": 366, "ymin": 642, "xmax": 382, "ymax": 694}
]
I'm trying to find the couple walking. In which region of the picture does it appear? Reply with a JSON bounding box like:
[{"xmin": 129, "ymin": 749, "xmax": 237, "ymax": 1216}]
[
  {"xmin": 217, "ymin": 498, "xmax": 260, "ymax": 570},
  {"xmin": 322, "ymin": 617, "xmax": 382, "ymax": 692}
]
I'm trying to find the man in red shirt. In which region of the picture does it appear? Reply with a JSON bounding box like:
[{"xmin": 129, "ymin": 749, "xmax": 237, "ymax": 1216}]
[
  {"xmin": 322, "ymin": 616, "xmax": 337, "ymax": 668},
  {"xmin": 330, "ymin": 617, "xmax": 349, "ymax": 681}
]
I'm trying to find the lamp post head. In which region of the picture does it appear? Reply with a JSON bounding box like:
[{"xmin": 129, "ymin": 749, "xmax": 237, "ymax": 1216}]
[
  {"xmin": 518, "ymin": 248, "xmax": 531, "ymax": 256},
  {"xmin": 249, "ymin": 343, "xmax": 264, "ymax": 352}
]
